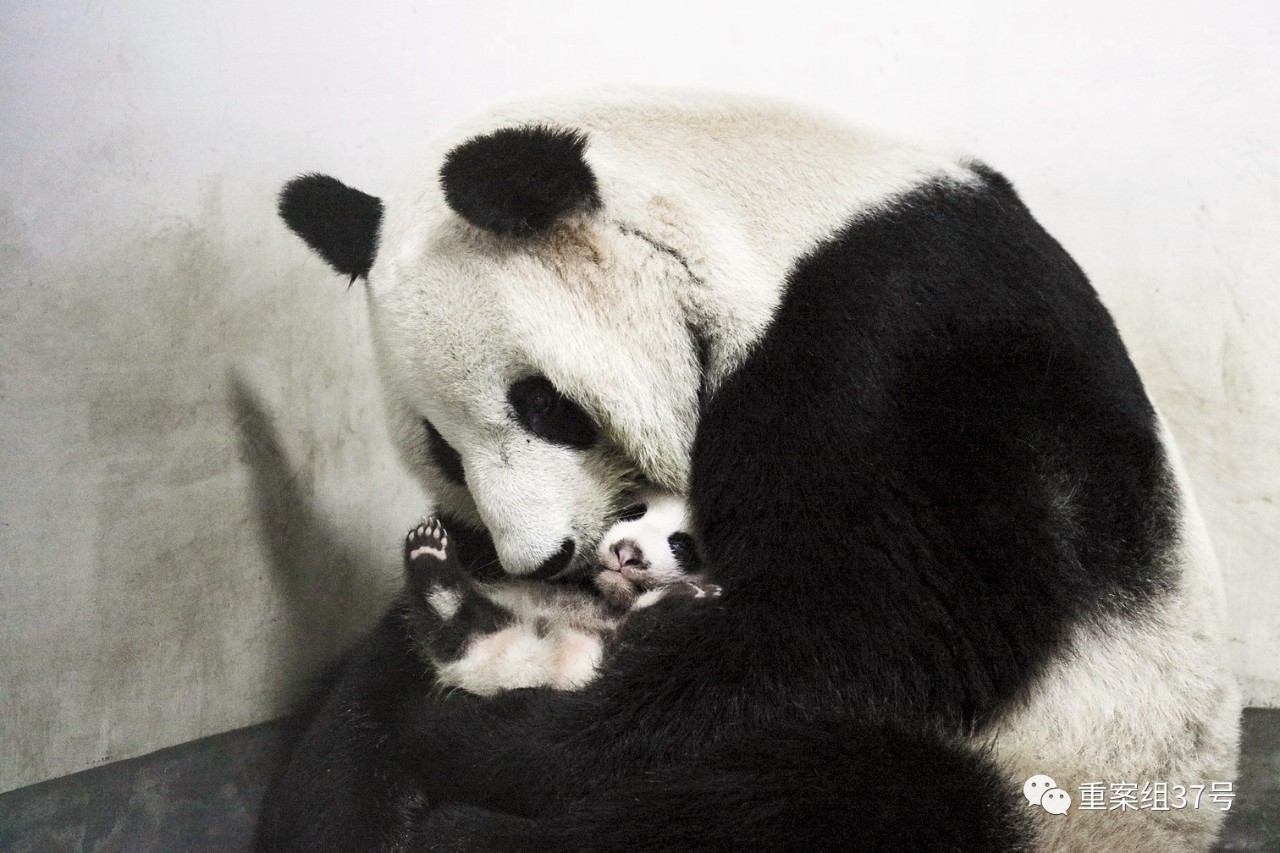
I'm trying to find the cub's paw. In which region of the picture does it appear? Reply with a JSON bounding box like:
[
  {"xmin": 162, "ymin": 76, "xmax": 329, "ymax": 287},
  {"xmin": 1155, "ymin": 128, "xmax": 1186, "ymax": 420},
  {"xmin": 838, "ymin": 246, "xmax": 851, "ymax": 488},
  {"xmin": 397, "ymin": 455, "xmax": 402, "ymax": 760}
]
[
  {"xmin": 404, "ymin": 517, "xmax": 470, "ymax": 606},
  {"xmin": 684, "ymin": 577, "xmax": 722, "ymax": 599},
  {"xmin": 406, "ymin": 516, "xmax": 450, "ymax": 566},
  {"xmin": 631, "ymin": 578, "xmax": 722, "ymax": 611}
]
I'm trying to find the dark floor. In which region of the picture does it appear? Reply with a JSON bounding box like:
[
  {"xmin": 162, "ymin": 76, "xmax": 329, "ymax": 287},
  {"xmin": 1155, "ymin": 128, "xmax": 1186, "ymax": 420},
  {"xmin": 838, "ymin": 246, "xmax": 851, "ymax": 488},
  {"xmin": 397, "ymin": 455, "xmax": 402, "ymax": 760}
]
[
  {"xmin": 2, "ymin": 710, "xmax": 1276, "ymax": 852},
  {"xmin": 0, "ymin": 721, "xmax": 288, "ymax": 853}
]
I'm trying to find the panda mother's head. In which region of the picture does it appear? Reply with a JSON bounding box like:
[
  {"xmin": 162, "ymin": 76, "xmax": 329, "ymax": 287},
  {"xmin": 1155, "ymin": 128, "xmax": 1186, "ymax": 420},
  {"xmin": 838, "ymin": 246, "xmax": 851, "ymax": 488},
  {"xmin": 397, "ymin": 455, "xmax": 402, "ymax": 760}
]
[{"xmin": 279, "ymin": 124, "xmax": 706, "ymax": 579}]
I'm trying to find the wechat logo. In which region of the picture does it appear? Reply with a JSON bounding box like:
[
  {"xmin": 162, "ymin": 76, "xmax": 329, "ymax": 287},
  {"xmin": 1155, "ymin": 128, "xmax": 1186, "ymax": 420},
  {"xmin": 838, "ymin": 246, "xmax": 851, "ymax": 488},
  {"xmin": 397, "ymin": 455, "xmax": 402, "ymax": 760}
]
[{"xmin": 1024, "ymin": 774, "xmax": 1072, "ymax": 815}]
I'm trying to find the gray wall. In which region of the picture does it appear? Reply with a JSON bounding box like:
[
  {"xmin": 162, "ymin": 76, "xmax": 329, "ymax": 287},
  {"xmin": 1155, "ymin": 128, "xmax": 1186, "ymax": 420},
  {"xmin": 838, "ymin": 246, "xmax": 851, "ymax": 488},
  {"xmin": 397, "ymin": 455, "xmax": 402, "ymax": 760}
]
[{"xmin": 2, "ymin": 0, "xmax": 1277, "ymax": 793}]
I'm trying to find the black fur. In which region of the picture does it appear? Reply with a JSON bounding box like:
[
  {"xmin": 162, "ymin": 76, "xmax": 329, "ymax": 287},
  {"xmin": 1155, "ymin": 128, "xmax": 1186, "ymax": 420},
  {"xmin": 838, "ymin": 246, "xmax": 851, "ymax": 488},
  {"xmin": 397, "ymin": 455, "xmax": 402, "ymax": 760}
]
[
  {"xmin": 508, "ymin": 375, "xmax": 600, "ymax": 449},
  {"xmin": 261, "ymin": 167, "xmax": 1176, "ymax": 850},
  {"xmin": 278, "ymin": 174, "xmax": 382, "ymax": 281},
  {"xmin": 617, "ymin": 502, "xmax": 648, "ymax": 522},
  {"xmin": 690, "ymin": 166, "xmax": 1177, "ymax": 731},
  {"xmin": 666, "ymin": 532, "xmax": 700, "ymax": 573},
  {"xmin": 424, "ymin": 419, "xmax": 466, "ymax": 486},
  {"xmin": 439, "ymin": 126, "xmax": 600, "ymax": 237},
  {"xmin": 405, "ymin": 716, "xmax": 1028, "ymax": 853},
  {"xmin": 437, "ymin": 511, "xmax": 505, "ymax": 583},
  {"xmin": 254, "ymin": 609, "xmax": 430, "ymax": 853}
]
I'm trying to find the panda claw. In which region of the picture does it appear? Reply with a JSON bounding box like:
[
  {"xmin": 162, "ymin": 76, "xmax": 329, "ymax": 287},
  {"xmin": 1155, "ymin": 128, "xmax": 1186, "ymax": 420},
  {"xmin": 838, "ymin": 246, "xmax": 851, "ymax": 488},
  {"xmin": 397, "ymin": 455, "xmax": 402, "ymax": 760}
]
[
  {"xmin": 405, "ymin": 516, "xmax": 472, "ymax": 598},
  {"xmin": 406, "ymin": 516, "xmax": 450, "ymax": 564}
]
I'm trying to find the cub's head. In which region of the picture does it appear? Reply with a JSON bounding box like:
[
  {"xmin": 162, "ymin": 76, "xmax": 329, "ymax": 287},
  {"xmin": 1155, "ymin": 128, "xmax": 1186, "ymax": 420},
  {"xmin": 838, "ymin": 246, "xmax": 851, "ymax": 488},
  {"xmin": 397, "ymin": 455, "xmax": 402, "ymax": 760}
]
[
  {"xmin": 593, "ymin": 490, "xmax": 706, "ymax": 608},
  {"xmin": 279, "ymin": 123, "xmax": 707, "ymax": 580}
]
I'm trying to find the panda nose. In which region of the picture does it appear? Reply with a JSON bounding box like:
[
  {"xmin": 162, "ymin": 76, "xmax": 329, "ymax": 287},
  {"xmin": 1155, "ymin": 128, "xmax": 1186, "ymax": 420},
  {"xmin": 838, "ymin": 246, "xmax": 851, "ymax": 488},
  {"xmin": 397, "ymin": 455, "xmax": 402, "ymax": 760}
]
[{"xmin": 612, "ymin": 540, "xmax": 644, "ymax": 568}]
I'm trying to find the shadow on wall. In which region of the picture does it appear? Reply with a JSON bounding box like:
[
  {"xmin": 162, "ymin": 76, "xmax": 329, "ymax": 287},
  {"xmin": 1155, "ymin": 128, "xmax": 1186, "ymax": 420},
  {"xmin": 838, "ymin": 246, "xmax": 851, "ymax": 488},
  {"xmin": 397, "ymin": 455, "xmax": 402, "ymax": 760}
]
[
  {"xmin": 0, "ymin": 180, "xmax": 415, "ymax": 792},
  {"xmin": 229, "ymin": 372, "xmax": 394, "ymax": 708}
]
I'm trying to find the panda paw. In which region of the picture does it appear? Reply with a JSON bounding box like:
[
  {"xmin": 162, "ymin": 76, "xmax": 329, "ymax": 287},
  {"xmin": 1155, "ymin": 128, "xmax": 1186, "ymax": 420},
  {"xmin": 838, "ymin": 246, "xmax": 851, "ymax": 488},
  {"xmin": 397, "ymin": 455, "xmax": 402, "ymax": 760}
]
[
  {"xmin": 404, "ymin": 517, "xmax": 470, "ymax": 599},
  {"xmin": 630, "ymin": 578, "xmax": 722, "ymax": 610},
  {"xmin": 407, "ymin": 516, "xmax": 450, "ymax": 564},
  {"xmin": 684, "ymin": 578, "xmax": 722, "ymax": 599}
]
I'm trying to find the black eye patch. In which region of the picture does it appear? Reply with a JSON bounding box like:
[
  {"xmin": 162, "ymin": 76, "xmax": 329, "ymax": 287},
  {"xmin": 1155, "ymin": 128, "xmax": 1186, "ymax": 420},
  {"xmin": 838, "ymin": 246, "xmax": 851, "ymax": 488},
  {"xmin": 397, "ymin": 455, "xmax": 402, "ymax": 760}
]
[
  {"xmin": 667, "ymin": 532, "xmax": 701, "ymax": 571},
  {"xmin": 423, "ymin": 419, "xmax": 465, "ymax": 486},
  {"xmin": 507, "ymin": 375, "xmax": 598, "ymax": 449},
  {"xmin": 617, "ymin": 503, "xmax": 648, "ymax": 522}
]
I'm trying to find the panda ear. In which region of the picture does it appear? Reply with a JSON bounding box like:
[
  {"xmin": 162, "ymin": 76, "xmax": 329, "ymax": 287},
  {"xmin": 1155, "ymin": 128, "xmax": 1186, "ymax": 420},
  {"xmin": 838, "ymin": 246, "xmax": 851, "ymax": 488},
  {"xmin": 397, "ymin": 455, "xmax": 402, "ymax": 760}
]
[
  {"xmin": 278, "ymin": 174, "xmax": 383, "ymax": 282},
  {"xmin": 440, "ymin": 125, "xmax": 600, "ymax": 237}
]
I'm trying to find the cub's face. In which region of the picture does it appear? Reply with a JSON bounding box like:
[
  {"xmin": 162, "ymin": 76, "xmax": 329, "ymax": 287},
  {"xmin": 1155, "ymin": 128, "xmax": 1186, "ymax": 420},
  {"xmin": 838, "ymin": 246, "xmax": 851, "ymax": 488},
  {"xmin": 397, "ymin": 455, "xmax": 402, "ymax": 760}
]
[{"xmin": 594, "ymin": 491, "xmax": 701, "ymax": 599}]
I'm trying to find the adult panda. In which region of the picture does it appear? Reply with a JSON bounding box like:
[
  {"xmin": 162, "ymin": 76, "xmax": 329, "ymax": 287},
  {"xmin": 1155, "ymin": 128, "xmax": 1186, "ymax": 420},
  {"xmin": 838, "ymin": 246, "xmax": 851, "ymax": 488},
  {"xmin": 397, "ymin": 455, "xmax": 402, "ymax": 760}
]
[{"xmin": 260, "ymin": 91, "xmax": 1239, "ymax": 851}]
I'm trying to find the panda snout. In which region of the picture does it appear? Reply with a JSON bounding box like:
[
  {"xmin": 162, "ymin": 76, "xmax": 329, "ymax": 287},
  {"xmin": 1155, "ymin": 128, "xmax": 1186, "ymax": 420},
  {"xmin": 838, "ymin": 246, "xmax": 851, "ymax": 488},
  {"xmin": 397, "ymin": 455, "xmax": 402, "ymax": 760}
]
[{"xmin": 611, "ymin": 540, "xmax": 645, "ymax": 570}]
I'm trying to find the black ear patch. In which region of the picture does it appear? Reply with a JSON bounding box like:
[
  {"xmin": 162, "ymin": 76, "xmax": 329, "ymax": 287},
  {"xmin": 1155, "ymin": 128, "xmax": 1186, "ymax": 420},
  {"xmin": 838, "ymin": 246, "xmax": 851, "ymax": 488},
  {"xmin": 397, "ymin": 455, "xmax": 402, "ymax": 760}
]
[
  {"xmin": 439, "ymin": 125, "xmax": 600, "ymax": 237},
  {"xmin": 278, "ymin": 174, "xmax": 383, "ymax": 281}
]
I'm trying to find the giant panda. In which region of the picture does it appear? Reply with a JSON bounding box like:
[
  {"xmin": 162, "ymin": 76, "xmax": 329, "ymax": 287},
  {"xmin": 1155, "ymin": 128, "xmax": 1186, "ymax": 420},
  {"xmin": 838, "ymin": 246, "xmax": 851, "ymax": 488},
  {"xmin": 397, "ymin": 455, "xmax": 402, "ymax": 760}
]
[{"xmin": 258, "ymin": 90, "xmax": 1240, "ymax": 852}]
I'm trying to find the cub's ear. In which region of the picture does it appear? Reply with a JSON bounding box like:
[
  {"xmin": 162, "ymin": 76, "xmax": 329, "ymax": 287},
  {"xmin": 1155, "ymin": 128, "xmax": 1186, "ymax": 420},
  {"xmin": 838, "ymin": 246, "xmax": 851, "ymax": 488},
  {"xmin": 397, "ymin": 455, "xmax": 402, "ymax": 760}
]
[
  {"xmin": 440, "ymin": 125, "xmax": 600, "ymax": 237},
  {"xmin": 278, "ymin": 174, "xmax": 383, "ymax": 282}
]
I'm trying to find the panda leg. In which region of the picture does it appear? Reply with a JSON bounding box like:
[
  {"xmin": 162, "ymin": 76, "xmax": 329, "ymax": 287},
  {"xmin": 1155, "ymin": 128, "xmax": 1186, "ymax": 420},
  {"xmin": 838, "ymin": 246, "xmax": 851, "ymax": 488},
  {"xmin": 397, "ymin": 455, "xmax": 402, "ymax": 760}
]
[{"xmin": 403, "ymin": 518, "xmax": 513, "ymax": 665}]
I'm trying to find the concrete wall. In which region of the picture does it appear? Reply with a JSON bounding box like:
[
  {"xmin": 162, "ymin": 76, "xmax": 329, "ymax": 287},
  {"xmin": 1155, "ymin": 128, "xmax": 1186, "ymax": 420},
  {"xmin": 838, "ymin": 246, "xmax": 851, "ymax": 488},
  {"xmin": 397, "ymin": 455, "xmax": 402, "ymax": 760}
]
[{"xmin": 1, "ymin": 0, "xmax": 1276, "ymax": 793}]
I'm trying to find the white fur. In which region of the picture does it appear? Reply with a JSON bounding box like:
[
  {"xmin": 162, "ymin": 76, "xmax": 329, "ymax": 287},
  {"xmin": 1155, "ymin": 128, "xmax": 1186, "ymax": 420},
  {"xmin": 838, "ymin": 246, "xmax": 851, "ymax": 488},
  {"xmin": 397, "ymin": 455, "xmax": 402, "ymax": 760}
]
[
  {"xmin": 426, "ymin": 585, "xmax": 460, "ymax": 621},
  {"xmin": 435, "ymin": 622, "xmax": 605, "ymax": 697},
  {"xmin": 630, "ymin": 589, "xmax": 670, "ymax": 611}
]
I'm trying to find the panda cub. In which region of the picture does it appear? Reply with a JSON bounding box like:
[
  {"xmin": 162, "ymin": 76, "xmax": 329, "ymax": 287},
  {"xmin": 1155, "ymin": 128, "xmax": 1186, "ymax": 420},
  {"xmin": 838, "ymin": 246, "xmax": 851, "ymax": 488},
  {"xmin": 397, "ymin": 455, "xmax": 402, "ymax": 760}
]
[{"xmin": 401, "ymin": 491, "xmax": 719, "ymax": 697}]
